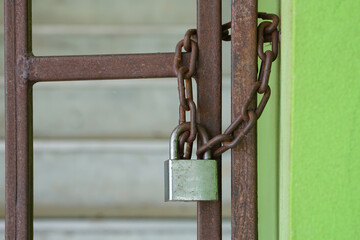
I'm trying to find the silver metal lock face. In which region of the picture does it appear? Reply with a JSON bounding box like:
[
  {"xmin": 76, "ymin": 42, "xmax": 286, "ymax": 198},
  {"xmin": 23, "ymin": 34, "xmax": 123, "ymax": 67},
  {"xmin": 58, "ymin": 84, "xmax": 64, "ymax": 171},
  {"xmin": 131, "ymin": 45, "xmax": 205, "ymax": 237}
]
[{"xmin": 165, "ymin": 123, "xmax": 218, "ymax": 202}]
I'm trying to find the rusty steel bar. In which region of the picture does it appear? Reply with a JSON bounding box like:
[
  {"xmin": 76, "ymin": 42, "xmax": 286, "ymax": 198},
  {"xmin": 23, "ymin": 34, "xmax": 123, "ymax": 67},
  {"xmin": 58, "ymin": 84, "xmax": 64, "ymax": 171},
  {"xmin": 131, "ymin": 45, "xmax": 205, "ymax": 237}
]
[
  {"xmin": 27, "ymin": 53, "xmax": 191, "ymax": 82},
  {"xmin": 231, "ymin": 0, "xmax": 258, "ymax": 239},
  {"xmin": 5, "ymin": 0, "xmax": 34, "ymax": 239},
  {"xmin": 196, "ymin": 0, "xmax": 222, "ymax": 239}
]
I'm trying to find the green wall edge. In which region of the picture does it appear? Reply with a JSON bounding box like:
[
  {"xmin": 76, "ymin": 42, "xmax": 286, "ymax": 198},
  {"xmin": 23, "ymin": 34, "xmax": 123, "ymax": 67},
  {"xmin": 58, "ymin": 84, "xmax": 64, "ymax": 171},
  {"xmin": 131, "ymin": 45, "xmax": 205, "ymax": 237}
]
[{"xmin": 279, "ymin": 0, "xmax": 292, "ymax": 238}]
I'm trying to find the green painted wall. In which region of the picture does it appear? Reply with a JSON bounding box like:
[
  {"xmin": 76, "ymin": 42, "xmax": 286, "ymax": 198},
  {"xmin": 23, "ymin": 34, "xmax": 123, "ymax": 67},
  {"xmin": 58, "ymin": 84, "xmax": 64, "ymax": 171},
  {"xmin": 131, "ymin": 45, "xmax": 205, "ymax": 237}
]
[{"xmin": 282, "ymin": 0, "xmax": 360, "ymax": 239}]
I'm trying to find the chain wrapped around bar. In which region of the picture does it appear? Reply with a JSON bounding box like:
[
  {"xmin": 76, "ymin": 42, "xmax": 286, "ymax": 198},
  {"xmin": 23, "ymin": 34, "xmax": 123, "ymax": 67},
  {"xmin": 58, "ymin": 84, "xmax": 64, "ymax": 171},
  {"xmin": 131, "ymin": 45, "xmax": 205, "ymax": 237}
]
[{"xmin": 174, "ymin": 12, "xmax": 280, "ymax": 159}]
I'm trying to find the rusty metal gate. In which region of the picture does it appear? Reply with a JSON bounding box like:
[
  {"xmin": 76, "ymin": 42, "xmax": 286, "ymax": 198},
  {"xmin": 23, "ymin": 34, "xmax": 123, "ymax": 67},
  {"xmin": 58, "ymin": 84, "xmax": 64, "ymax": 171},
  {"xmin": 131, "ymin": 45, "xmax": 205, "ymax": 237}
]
[{"xmin": 4, "ymin": 0, "xmax": 279, "ymax": 239}]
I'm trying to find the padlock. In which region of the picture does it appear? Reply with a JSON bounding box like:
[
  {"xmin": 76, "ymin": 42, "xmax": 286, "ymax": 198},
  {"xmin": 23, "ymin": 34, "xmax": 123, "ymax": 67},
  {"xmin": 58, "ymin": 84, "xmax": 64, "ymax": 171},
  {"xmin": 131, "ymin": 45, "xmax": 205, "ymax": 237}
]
[{"xmin": 165, "ymin": 123, "xmax": 218, "ymax": 202}]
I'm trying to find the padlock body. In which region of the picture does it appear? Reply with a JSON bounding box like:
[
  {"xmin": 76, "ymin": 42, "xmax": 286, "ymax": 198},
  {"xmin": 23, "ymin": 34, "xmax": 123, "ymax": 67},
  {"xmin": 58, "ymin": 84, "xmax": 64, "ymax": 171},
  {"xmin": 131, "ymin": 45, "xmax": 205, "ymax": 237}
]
[{"xmin": 165, "ymin": 159, "xmax": 218, "ymax": 201}]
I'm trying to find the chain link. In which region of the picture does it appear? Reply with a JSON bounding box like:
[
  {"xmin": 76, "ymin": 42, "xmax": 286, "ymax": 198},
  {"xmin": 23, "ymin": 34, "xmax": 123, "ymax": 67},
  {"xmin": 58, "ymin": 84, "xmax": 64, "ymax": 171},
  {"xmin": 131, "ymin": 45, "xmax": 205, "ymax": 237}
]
[
  {"xmin": 174, "ymin": 12, "xmax": 280, "ymax": 159},
  {"xmin": 174, "ymin": 29, "xmax": 199, "ymax": 159}
]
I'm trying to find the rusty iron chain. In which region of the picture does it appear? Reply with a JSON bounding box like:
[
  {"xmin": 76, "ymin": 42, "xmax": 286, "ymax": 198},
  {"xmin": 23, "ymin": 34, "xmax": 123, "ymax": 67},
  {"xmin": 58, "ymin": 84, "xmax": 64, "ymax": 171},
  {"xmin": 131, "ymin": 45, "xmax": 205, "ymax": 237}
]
[
  {"xmin": 174, "ymin": 12, "xmax": 280, "ymax": 159},
  {"xmin": 174, "ymin": 29, "xmax": 199, "ymax": 159}
]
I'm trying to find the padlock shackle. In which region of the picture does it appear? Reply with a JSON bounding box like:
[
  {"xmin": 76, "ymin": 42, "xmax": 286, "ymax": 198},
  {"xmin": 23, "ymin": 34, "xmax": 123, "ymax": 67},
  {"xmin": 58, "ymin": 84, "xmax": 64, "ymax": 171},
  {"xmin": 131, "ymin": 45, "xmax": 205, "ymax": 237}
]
[{"xmin": 170, "ymin": 123, "xmax": 212, "ymax": 159}]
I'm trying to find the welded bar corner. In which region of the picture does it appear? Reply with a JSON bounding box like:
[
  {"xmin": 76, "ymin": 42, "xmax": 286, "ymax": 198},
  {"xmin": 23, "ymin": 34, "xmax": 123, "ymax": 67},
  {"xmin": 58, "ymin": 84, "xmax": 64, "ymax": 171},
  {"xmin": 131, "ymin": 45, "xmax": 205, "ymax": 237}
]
[
  {"xmin": 196, "ymin": 0, "xmax": 222, "ymax": 239},
  {"xmin": 4, "ymin": 0, "xmax": 34, "ymax": 239},
  {"xmin": 231, "ymin": 0, "xmax": 258, "ymax": 239}
]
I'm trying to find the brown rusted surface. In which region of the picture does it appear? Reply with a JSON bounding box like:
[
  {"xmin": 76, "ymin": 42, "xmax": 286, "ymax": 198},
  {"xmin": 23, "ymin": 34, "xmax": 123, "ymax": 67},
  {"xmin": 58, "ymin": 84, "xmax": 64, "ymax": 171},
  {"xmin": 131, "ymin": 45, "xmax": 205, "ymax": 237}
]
[
  {"xmin": 231, "ymin": 0, "xmax": 258, "ymax": 239},
  {"xmin": 196, "ymin": 13, "xmax": 279, "ymax": 159},
  {"xmin": 28, "ymin": 53, "xmax": 191, "ymax": 82},
  {"xmin": 174, "ymin": 13, "xmax": 274, "ymax": 163},
  {"xmin": 5, "ymin": 0, "xmax": 34, "ymax": 239},
  {"xmin": 196, "ymin": 0, "xmax": 222, "ymax": 239},
  {"xmin": 174, "ymin": 29, "xmax": 199, "ymax": 159}
]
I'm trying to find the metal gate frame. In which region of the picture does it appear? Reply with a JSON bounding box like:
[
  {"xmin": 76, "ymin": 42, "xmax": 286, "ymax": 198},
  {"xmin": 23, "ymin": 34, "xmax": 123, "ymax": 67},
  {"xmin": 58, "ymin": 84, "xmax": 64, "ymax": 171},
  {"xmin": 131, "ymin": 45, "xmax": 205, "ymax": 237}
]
[{"xmin": 4, "ymin": 0, "xmax": 257, "ymax": 239}]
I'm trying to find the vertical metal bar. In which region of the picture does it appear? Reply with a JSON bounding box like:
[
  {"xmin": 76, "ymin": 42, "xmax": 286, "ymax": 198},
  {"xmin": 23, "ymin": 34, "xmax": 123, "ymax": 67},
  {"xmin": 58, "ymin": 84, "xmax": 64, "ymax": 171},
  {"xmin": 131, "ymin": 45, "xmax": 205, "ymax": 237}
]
[
  {"xmin": 196, "ymin": 0, "xmax": 222, "ymax": 239},
  {"xmin": 5, "ymin": 0, "xmax": 33, "ymax": 239},
  {"xmin": 231, "ymin": 0, "xmax": 258, "ymax": 239}
]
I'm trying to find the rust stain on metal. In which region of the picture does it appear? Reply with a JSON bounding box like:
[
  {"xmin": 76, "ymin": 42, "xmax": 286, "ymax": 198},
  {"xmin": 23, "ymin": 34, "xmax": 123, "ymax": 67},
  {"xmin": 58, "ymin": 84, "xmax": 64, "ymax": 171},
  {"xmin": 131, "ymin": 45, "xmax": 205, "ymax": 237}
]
[
  {"xmin": 28, "ymin": 53, "xmax": 191, "ymax": 82},
  {"xmin": 195, "ymin": 13, "xmax": 279, "ymax": 158},
  {"xmin": 231, "ymin": 0, "xmax": 258, "ymax": 239},
  {"xmin": 196, "ymin": 0, "xmax": 223, "ymax": 239},
  {"xmin": 5, "ymin": 0, "xmax": 34, "ymax": 239},
  {"xmin": 174, "ymin": 28, "xmax": 199, "ymax": 159}
]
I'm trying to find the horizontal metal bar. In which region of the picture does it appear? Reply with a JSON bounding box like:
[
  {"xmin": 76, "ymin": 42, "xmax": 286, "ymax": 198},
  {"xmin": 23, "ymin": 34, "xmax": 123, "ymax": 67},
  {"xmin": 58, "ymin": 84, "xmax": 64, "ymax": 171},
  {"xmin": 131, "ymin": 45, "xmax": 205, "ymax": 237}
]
[{"xmin": 28, "ymin": 52, "xmax": 191, "ymax": 82}]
